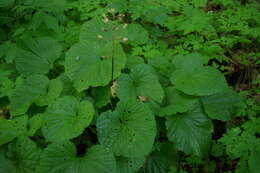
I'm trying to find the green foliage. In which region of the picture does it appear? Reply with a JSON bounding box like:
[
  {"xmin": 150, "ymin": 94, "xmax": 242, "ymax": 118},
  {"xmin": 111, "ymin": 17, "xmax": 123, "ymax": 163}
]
[
  {"xmin": 15, "ymin": 37, "xmax": 62, "ymax": 76},
  {"xmin": 37, "ymin": 141, "xmax": 116, "ymax": 173},
  {"xmin": 97, "ymin": 99, "xmax": 156, "ymax": 158},
  {"xmin": 42, "ymin": 96, "xmax": 94, "ymax": 142},
  {"xmin": 117, "ymin": 64, "xmax": 164, "ymax": 104},
  {"xmin": 10, "ymin": 75, "xmax": 49, "ymax": 116},
  {"xmin": 0, "ymin": 136, "xmax": 41, "ymax": 173},
  {"xmin": 0, "ymin": 0, "xmax": 259, "ymax": 172},
  {"xmin": 201, "ymin": 88, "xmax": 241, "ymax": 121},
  {"xmin": 166, "ymin": 102, "xmax": 213, "ymax": 157}
]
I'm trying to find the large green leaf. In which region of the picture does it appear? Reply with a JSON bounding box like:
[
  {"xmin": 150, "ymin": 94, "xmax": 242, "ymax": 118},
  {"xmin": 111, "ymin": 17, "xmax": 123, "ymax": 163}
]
[
  {"xmin": 10, "ymin": 75, "xmax": 49, "ymax": 116},
  {"xmin": 0, "ymin": 115, "xmax": 28, "ymax": 146},
  {"xmin": 65, "ymin": 18, "xmax": 127, "ymax": 92},
  {"xmin": 117, "ymin": 64, "xmax": 164, "ymax": 103},
  {"xmin": 65, "ymin": 41, "xmax": 126, "ymax": 92},
  {"xmin": 116, "ymin": 156, "xmax": 145, "ymax": 173},
  {"xmin": 0, "ymin": 137, "xmax": 41, "ymax": 173},
  {"xmin": 37, "ymin": 141, "xmax": 116, "ymax": 173},
  {"xmin": 80, "ymin": 18, "xmax": 127, "ymax": 45},
  {"xmin": 15, "ymin": 37, "xmax": 61, "ymax": 76},
  {"xmin": 201, "ymin": 88, "xmax": 241, "ymax": 121},
  {"xmin": 171, "ymin": 66, "xmax": 227, "ymax": 96},
  {"xmin": 42, "ymin": 96, "xmax": 94, "ymax": 142},
  {"xmin": 166, "ymin": 103, "xmax": 213, "ymax": 156},
  {"xmin": 172, "ymin": 53, "xmax": 204, "ymax": 70},
  {"xmin": 159, "ymin": 87, "xmax": 198, "ymax": 116},
  {"xmin": 97, "ymin": 99, "xmax": 157, "ymax": 158}
]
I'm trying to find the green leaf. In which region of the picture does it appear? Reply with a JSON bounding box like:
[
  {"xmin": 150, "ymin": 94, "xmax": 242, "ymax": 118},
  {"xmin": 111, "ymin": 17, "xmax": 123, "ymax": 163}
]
[
  {"xmin": 0, "ymin": 0, "xmax": 14, "ymax": 7},
  {"xmin": 0, "ymin": 66, "xmax": 15, "ymax": 97},
  {"xmin": 176, "ymin": 7, "xmax": 212, "ymax": 35},
  {"xmin": 249, "ymin": 149, "xmax": 260, "ymax": 173},
  {"xmin": 80, "ymin": 18, "xmax": 127, "ymax": 45},
  {"xmin": 117, "ymin": 64, "xmax": 164, "ymax": 103},
  {"xmin": 32, "ymin": 0, "xmax": 67, "ymax": 13},
  {"xmin": 35, "ymin": 78, "xmax": 63, "ymax": 106},
  {"xmin": 0, "ymin": 42, "xmax": 17, "ymax": 63},
  {"xmin": 116, "ymin": 156, "xmax": 145, "ymax": 173},
  {"xmin": 126, "ymin": 24, "xmax": 149, "ymax": 45},
  {"xmin": 166, "ymin": 103, "xmax": 213, "ymax": 156},
  {"xmin": 44, "ymin": 14, "xmax": 59, "ymax": 32},
  {"xmin": 15, "ymin": 37, "xmax": 61, "ymax": 76},
  {"xmin": 65, "ymin": 41, "xmax": 126, "ymax": 92},
  {"xmin": 10, "ymin": 75, "xmax": 49, "ymax": 116},
  {"xmin": 97, "ymin": 99, "xmax": 157, "ymax": 157},
  {"xmin": 0, "ymin": 115, "xmax": 28, "ymax": 146},
  {"xmin": 126, "ymin": 56, "xmax": 145, "ymax": 69},
  {"xmin": 192, "ymin": 0, "xmax": 208, "ymax": 7},
  {"xmin": 145, "ymin": 6, "xmax": 169, "ymax": 25},
  {"xmin": 201, "ymin": 88, "xmax": 241, "ymax": 121},
  {"xmin": 139, "ymin": 142, "xmax": 179, "ymax": 173},
  {"xmin": 37, "ymin": 141, "xmax": 116, "ymax": 173},
  {"xmin": 0, "ymin": 137, "xmax": 41, "ymax": 173},
  {"xmin": 171, "ymin": 66, "xmax": 227, "ymax": 96},
  {"xmin": 159, "ymin": 87, "xmax": 198, "ymax": 116},
  {"xmin": 27, "ymin": 114, "xmax": 44, "ymax": 136},
  {"xmin": 91, "ymin": 86, "xmax": 111, "ymax": 108},
  {"xmin": 42, "ymin": 96, "xmax": 94, "ymax": 142},
  {"xmin": 172, "ymin": 53, "xmax": 204, "ymax": 70}
]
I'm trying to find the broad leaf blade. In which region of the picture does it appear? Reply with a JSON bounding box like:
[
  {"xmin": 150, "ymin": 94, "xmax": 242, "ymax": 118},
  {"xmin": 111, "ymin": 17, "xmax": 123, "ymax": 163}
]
[
  {"xmin": 97, "ymin": 99, "xmax": 157, "ymax": 157},
  {"xmin": 37, "ymin": 141, "xmax": 116, "ymax": 173},
  {"xmin": 42, "ymin": 96, "xmax": 94, "ymax": 142},
  {"xmin": 171, "ymin": 67, "xmax": 227, "ymax": 96},
  {"xmin": 15, "ymin": 37, "xmax": 61, "ymax": 76},
  {"xmin": 117, "ymin": 64, "xmax": 164, "ymax": 103},
  {"xmin": 10, "ymin": 75, "xmax": 49, "ymax": 116},
  {"xmin": 0, "ymin": 137, "xmax": 41, "ymax": 173},
  {"xmin": 201, "ymin": 88, "xmax": 241, "ymax": 121},
  {"xmin": 166, "ymin": 103, "xmax": 213, "ymax": 156}
]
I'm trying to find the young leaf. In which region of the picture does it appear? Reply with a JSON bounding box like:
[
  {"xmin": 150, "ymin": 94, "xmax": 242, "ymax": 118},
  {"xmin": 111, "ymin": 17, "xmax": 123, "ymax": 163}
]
[
  {"xmin": 42, "ymin": 96, "xmax": 94, "ymax": 142},
  {"xmin": 166, "ymin": 103, "xmax": 213, "ymax": 157},
  {"xmin": 37, "ymin": 141, "xmax": 116, "ymax": 173},
  {"xmin": 96, "ymin": 99, "xmax": 157, "ymax": 158}
]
